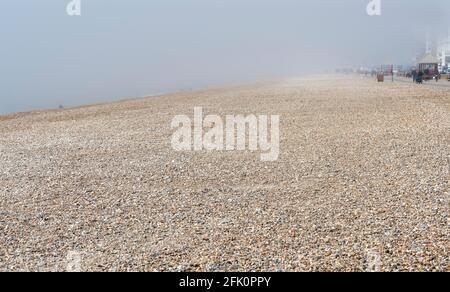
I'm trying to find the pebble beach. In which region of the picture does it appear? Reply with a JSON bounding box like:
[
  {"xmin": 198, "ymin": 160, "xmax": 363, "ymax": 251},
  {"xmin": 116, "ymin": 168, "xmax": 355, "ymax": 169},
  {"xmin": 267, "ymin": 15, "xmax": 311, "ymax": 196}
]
[{"xmin": 0, "ymin": 75, "xmax": 448, "ymax": 271}]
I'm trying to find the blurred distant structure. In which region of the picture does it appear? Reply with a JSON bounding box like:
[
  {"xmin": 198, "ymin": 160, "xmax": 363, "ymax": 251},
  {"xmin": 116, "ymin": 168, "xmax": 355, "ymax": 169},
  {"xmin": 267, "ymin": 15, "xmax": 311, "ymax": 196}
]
[
  {"xmin": 437, "ymin": 29, "xmax": 450, "ymax": 72},
  {"xmin": 417, "ymin": 54, "xmax": 439, "ymax": 74},
  {"xmin": 416, "ymin": 29, "xmax": 450, "ymax": 74},
  {"xmin": 426, "ymin": 32, "xmax": 432, "ymax": 55}
]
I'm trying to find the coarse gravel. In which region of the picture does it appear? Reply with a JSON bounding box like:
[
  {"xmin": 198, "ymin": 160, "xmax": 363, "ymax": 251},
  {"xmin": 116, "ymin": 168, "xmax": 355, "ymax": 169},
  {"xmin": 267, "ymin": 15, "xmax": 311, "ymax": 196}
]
[{"xmin": 0, "ymin": 75, "xmax": 448, "ymax": 271}]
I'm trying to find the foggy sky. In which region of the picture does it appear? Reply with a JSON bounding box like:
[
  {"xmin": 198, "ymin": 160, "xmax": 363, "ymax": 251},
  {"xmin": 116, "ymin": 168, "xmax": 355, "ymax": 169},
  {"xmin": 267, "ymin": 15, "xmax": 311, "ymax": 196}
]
[{"xmin": 1, "ymin": 0, "xmax": 449, "ymax": 114}]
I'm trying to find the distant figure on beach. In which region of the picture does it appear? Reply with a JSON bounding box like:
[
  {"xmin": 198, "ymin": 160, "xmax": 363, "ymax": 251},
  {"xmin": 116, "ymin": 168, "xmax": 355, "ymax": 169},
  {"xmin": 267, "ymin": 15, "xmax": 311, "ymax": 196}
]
[
  {"xmin": 435, "ymin": 73, "xmax": 440, "ymax": 82},
  {"xmin": 412, "ymin": 70, "xmax": 417, "ymax": 83},
  {"xmin": 416, "ymin": 71, "xmax": 424, "ymax": 84}
]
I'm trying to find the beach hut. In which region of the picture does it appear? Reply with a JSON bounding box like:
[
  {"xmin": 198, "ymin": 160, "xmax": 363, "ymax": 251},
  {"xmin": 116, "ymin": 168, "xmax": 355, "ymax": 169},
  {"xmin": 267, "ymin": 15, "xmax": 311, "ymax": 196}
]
[{"xmin": 417, "ymin": 54, "xmax": 439, "ymax": 79}]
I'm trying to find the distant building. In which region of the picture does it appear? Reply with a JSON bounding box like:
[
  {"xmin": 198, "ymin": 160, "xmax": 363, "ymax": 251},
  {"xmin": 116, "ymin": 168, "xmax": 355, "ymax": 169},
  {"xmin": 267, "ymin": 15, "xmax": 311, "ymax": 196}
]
[
  {"xmin": 437, "ymin": 30, "xmax": 450, "ymax": 70},
  {"xmin": 417, "ymin": 54, "xmax": 439, "ymax": 76}
]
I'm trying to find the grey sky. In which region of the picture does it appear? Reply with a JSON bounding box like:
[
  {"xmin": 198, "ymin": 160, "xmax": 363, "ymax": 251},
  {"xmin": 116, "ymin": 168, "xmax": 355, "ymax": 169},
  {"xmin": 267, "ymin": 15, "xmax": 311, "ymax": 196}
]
[{"xmin": 1, "ymin": 0, "xmax": 449, "ymax": 115}]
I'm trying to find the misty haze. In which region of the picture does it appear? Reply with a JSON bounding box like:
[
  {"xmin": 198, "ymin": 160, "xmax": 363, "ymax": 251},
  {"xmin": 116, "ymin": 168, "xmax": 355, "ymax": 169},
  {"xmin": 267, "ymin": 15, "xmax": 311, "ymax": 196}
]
[{"xmin": 1, "ymin": 0, "xmax": 450, "ymax": 114}]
